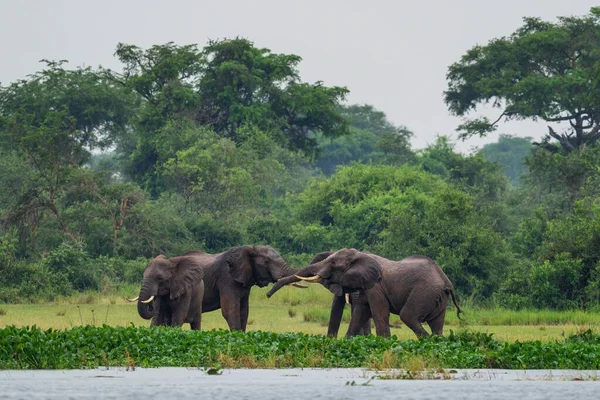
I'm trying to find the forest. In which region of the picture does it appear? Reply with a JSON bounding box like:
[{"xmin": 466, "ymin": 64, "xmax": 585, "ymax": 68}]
[{"xmin": 1, "ymin": 8, "xmax": 600, "ymax": 313}]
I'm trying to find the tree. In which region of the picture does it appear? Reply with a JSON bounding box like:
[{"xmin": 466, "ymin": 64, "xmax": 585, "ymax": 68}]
[
  {"xmin": 420, "ymin": 136, "xmax": 509, "ymax": 202},
  {"xmin": 445, "ymin": 8, "xmax": 600, "ymax": 153},
  {"xmin": 291, "ymin": 163, "xmax": 511, "ymax": 299},
  {"xmin": 315, "ymin": 104, "xmax": 414, "ymax": 174},
  {"xmin": 0, "ymin": 62, "xmax": 135, "ymax": 242},
  {"xmin": 108, "ymin": 38, "xmax": 350, "ymax": 191},
  {"xmin": 1, "ymin": 60, "xmax": 135, "ymax": 150},
  {"xmin": 523, "ymin": 144, "xmax": 600, "ymax": 213},
  {"xmin": 479, "ymin": 134, "xmax": 533, "ymax": 185}
]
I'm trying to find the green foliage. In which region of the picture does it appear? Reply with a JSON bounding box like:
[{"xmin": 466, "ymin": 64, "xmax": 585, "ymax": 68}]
[
  {"xmin": 315, "ymin": 104, "xmax": 415, "ymax": 174},
  {"xmin": 0, "ymin": 60, "xmax": 135, "ymax": 149},
  {"xmin": 479, "ymin": 134, "xmax": 533, "ymax": 185},
  {"xmin": 109, "ymin": 38, "xmax": 348, "ymax": 191},
  {"xmin": 2, "ymin": 326, "xmax": 600, "ymax": 369},
  {"xmin": 420, "ymin": 137, "xmax": 509, "ymax": 202},
  {"xmin": 501, "ymin": 198, "xmax": 600, "ymax": 309},
  {"xmin": 291, "ymin": 163, "xmax": 511, "ymax": 298},
  {"xmin": 445, "ymin": 7, "xmax": 600, "ymax": 152},
  {"xmin": 524, "ymin": 146, "xmax": 600, "ymax": 214}
]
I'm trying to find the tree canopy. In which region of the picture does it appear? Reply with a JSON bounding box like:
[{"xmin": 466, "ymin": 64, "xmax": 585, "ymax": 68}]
[
  {"xmin": 108, "ymin": 38, "xmax": 349, "ymax": 193},
  {"xmin": 445, "ymin": 7, "xmax": 600, "ymax": 153}
]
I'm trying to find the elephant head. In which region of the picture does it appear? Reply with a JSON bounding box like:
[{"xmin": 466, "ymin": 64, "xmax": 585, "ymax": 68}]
[
  {"xmin": 267, "ymin": 248, "xmax": 382, "ymax": 298},
  {"xmin": 224, "ymin": 245, "xmax": 301, "ymax": 288},
  {"xmin": 129, "ymin": 254, "xmax": 204, "ymax": 320}
]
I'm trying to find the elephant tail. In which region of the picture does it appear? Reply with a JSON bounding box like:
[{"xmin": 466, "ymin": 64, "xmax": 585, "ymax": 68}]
[{"xmin": 447, "ymin": 287, "xmax": 464, "ymax": 320}]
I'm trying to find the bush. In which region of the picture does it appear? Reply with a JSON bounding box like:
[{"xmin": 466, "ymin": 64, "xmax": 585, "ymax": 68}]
[
  {"xmin": 42, "ymin": 242, "xmax": 95, "ymax": 291},
  {"xmin": 0, "ymin": 260, "xmax": 72, "ymax": 303}
]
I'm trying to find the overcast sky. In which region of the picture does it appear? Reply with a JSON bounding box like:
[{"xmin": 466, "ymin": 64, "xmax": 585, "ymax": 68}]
[{"xmin": 1, "ymin": 0, "xmax": 598, "ymax": 152}]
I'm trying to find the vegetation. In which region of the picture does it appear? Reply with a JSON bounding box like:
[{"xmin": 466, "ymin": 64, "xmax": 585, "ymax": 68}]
[
  {"xmin": 445, "ymin": 8, "xmax": 600, "ymax": 153},
  {"xmin": 2, "ymin": 325, "xmax": 600, "ymax": 370},
  {"xmin": 3, "ymin": 9, "xmax": 600, "ymax": 316}
]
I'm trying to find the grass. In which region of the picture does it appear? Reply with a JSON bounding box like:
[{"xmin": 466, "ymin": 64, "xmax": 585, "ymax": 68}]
[{"xmin": 0, "ymin": 285, "xmax": 600, "ymax": 342}]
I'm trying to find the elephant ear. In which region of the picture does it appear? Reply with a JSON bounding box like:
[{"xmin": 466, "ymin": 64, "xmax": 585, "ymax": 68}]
[
  {"xmin": 170, "ymin": 256, "xmax": 204, "ymax": 300},
  {"xmin": 340, "ymin": 254, "xmax": 381, "ymax": 290},
  {"xmin": 310, "ymin": 251, "xmax": 333, "ymax": 265},
  {"xmin": 226, "ymin": 246, "xmax": 254, "ymax": 286}
]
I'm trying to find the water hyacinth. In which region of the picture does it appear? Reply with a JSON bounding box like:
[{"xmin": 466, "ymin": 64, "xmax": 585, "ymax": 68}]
[{"xmin": 2, "ymin": 326, "xmax": 600, "ymax": 370}]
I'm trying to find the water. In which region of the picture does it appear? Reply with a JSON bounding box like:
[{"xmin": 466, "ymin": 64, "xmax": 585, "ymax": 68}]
[{"xmin": 1, "ymin": 368, "xmax": 599, "ymax": 400}]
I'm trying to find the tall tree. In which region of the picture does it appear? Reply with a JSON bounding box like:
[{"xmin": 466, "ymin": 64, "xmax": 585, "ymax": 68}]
[
  {"xmin": 445, "ymin": 8, "xmax": 600, "ymax": 153},
  {"xmin": 108, "ymin": 38, "xmax": 350, "ymax": 192},
  {"xmin": 0, "ymin": 61, "xmax": 135, "ymax": 242}
]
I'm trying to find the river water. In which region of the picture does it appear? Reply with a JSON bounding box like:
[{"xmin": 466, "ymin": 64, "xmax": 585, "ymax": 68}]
[{"xmin": 1, "ymin": 368, "xmax": 599, "ymax": 400}]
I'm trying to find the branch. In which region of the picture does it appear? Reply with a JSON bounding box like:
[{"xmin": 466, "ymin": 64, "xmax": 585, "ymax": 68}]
[
  {"xmin": 490, "ymin": 111, "xmax": 508, "ymax": 127},
  {"xmin": 544, "ymin": 114, "xmax": 579, "ymax": 123},
  {"xmin": 547, "ymin": 126, "xmax": 576, "ymax": 152},
  {"xmin": 587, "ymin": 123, "xmax": 600, "ymax": 141}
]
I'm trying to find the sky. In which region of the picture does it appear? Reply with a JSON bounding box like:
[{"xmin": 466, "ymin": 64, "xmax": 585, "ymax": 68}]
[{"xmin": 1, "ymin": 0, "xmax": 598, "ymax": 153}]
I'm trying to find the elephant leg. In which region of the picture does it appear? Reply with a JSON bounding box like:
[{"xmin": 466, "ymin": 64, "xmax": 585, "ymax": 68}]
[
  {"xmin": 220, "ymin": 296, "xmax": 242, "ymax": 331},
  {"xmin": 151, "ymin": 298, "xmax": 169, "ymax": 327},
  {"xmin": 346, "ymin": 303, "xmax": 371, "ymax": 337},
  {"xmin": 366, "ymin": 288, "xmax": 391, "ymax": 337},
  {"xmin": 189, "ymin": 282, "xmax": 204, "ymax": 331},
  {"xmin": 240, "ymin": 295, "xmax": 249, "ymax": 332},
  {"xmin": 170, "ymin": 295, "xmax": 192, "ymax": 327},
  {"xmin": 400, "ymin": 309, "xmax": 430, "ymax": 338},
  {"xmin": 398, "ymin": 296, "xmax": 430, "ymax": 338},
  {"xmin": 353, "ymin": 292, "xmax": 371, "ymax": 335},
  {"xmin": 426, "ymin": 305, "xmax": 447, "ymax": 336},
  {"xmin": 359, "ymin": 318, "xmax": 372, "ymax": 335},
  {"xmin": 327, "ymin": 295, "xmax": 346, "ymax": 338}
]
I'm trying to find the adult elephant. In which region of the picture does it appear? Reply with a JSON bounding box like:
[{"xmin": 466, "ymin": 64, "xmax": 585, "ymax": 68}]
[
  {"xmin": 131, "ymin": 245, "xmax": 301, "ymax": 332},
  {"xmin": 128, "ymin": 254, "xmax": 205, "ymax": 330},
  {"xmin": 309, "ymin": 251, "xmax": 371, "ymax": 338},
  {"xmin": 267, "ymin": 248, "xmax": 463, "ymax": 338}
]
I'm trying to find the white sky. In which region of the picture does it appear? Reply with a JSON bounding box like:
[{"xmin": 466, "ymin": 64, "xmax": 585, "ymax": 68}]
[{"xmin": 1, "ymin": 0, "xmax": 597, "ymax": 152}]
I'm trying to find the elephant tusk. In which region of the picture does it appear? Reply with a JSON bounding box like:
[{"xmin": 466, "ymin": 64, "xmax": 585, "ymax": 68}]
[
  {"xmin": 125, "ymin": 296, "xmax": 139, "ymax": 302},
  {"xmin": 345, "ymin": 293, "xmax": 350, "ymax": 304},
  {"xmin": 141, "ymin": 295, "xmax": 155, "ymax": 304},
  {"xmin": 288, "ymin": 283, "xmax": 308, "ymax": 289},
  {"xmin": 295, "ymin": 275, "xmax": 321, "ymax": 282}
]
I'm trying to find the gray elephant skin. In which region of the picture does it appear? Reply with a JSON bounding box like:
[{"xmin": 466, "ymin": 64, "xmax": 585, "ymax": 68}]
[
  {"xmin": 135, "ymin": 245, "xmax": 298, "ymax": 332},
  {"xmin": 308, "ymin": 251, "xmax": 372, "ymax": 337},
  {"xmin": 268, "ymin": 248, "xmax": 463, "ymax": 338},
  {"xmin": 133, "ymin": 254, "xmax": 205, "ymax": 330}
]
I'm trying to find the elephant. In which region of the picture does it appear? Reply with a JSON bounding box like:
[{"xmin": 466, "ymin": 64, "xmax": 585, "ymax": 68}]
[
  {"xmin": 132, "ymin": 245, "xmax": 301, "ymax": 332},
  {"xmin": 128, "ymin": 254, "xmax": 205, "ymax": 330},
  {"xmin": 267, "ymin": 248, "xmax": 463, "ymax": 338},
  {"xmin": 309, "ymin": 251, "xmax": 372, "ymax": 338}
]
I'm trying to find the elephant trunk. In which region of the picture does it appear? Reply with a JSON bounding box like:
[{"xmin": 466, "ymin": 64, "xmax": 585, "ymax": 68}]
[
  {"xmin": 267, "ymin": 265, "xmax": 318, "ymax": 298},
  {"xmin": 137, "ymin": 280, "xmax": 158, "ymax": 320},
  {"xmin": 271, "ymin": 263, "xmax": 299, "ymax": 282}
]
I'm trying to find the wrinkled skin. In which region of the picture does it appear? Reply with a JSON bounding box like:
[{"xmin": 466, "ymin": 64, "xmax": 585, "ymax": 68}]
[
  {"xmin": 169, "ymin": 245, "xmax": 297, "ymax": 332},
  {"xmin": 136, "ymin": 254, "xmax": 205, "ymax": 330},
  {"xmin": 268, "ymin": 249, "xmax": 463, "ymax": 338},
  {"xmin": 309, "ymin": 251, "xmax": 371, "ymax": 338}
]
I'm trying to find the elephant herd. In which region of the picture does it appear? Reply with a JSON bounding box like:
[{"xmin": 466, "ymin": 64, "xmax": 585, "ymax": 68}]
[{"xmin": 127, "ymin": 245, "xmax": 463, "ymax": 338}]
